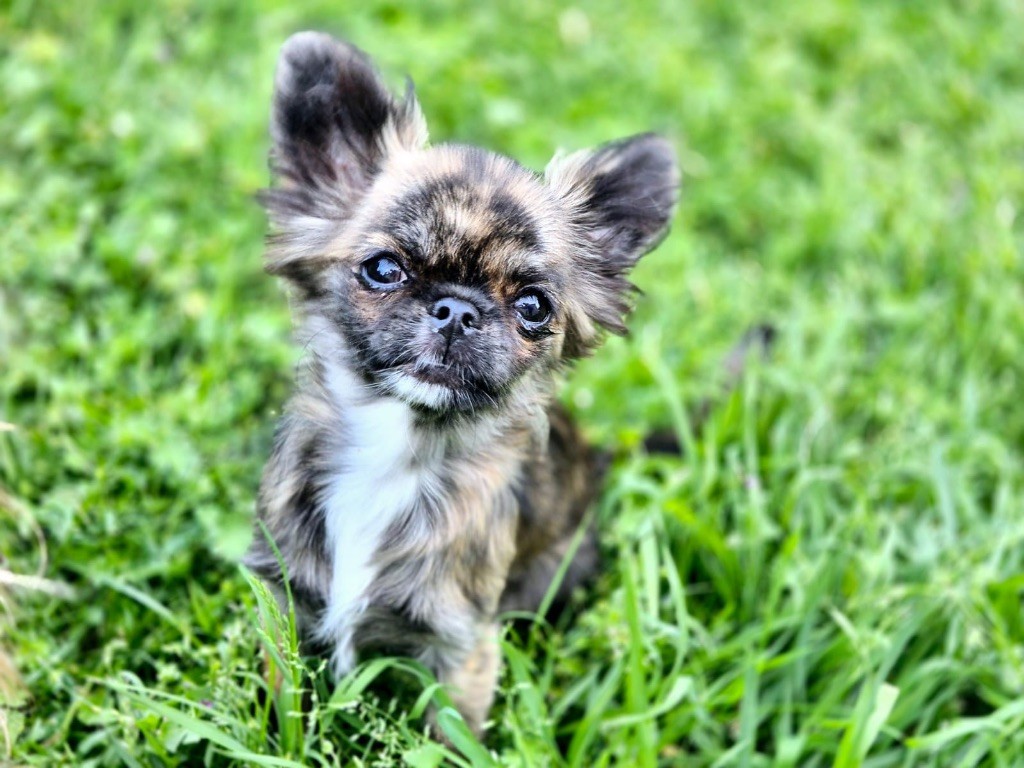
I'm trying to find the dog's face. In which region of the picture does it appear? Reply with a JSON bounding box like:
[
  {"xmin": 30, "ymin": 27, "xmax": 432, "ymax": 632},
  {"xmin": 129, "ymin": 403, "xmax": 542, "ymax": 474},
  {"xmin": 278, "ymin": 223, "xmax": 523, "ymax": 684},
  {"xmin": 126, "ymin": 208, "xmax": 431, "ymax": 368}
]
[{"xmin": 263, "ymin": 33, "xmax": 679, "ymax": 413}]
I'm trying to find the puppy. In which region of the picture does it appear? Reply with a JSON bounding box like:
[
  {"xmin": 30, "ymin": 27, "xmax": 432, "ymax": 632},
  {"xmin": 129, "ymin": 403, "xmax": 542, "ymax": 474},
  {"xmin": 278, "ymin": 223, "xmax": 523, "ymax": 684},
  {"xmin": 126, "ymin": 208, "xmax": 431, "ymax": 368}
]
[{"xmin": 244, "ymin": 32, "xmax": 679, "ymax": 734}]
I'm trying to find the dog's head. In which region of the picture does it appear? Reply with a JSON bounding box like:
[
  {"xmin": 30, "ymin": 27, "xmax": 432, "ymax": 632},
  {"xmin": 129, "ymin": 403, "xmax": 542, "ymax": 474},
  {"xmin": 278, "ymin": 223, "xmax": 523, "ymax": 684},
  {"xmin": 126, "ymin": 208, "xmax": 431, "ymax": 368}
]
[{"xmin": 263, "ymin": 33, "xmax": 679, "ymax": 413}]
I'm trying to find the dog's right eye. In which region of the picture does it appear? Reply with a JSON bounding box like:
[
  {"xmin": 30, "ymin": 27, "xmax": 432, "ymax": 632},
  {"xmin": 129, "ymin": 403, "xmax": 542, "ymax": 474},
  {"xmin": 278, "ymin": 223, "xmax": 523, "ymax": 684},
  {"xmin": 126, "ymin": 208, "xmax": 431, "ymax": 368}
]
[{"xmin": 360, "ymin": 253, "xmax": 408, "ymax": 289}]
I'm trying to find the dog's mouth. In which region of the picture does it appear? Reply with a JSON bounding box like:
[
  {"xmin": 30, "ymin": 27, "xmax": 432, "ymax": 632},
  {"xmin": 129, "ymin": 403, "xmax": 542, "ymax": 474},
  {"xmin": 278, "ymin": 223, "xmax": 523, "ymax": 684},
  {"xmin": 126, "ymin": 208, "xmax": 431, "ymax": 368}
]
[
  {"xmin": 376, "ymin": 358, "xmax": 501, "ymax": 412},
  {"xmin": 410, "ymin": 360, "xmax": 467, "ymax": 387}
]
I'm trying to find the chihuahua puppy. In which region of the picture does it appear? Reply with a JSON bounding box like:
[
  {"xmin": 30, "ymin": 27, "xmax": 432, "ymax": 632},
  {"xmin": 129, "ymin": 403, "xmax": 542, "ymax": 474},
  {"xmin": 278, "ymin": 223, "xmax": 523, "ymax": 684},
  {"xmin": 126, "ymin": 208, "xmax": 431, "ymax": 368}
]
[{"xmin": 244, "ymin": 32, "xmax": 679, "ymax": 734}]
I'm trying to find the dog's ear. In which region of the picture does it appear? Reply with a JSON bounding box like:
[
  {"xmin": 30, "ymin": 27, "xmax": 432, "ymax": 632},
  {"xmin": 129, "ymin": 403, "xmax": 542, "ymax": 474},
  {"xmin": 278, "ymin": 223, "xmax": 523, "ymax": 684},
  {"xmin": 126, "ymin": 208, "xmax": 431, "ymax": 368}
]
[
  {"xmin": 261, "ymin": 33, "xmax": 427, "ymax": 282},
  {"xmin": 268, "ymin": 32, "xmax": 426, "ymax": 207},
  {"xmin": 546, "ymin": 133, "xmax": 679, "ymax": 354}
]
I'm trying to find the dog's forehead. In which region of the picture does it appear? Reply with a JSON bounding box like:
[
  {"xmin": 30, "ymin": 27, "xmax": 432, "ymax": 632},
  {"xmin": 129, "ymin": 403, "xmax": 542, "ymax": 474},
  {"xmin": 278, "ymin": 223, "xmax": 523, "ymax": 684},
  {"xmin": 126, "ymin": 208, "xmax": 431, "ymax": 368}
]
[{"xmin": 361, "ymin": 145, "xmax": 563, "ymax": 280}]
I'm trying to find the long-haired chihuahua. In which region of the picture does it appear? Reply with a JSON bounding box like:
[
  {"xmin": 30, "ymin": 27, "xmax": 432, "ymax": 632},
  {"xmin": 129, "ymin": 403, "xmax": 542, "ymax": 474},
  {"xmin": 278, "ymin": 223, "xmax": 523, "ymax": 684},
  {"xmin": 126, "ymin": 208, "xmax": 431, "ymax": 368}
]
[{"xmin": 244, "ymin": 32, "xmax": 679, "ymax": 734}]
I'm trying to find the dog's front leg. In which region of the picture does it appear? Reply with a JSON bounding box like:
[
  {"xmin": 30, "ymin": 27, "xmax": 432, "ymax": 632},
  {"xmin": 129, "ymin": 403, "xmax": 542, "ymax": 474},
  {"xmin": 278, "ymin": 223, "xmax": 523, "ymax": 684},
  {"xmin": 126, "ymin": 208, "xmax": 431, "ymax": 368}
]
[{"xmin": 425, "ymin": 620, "xmax": 500, "ymax": 737}]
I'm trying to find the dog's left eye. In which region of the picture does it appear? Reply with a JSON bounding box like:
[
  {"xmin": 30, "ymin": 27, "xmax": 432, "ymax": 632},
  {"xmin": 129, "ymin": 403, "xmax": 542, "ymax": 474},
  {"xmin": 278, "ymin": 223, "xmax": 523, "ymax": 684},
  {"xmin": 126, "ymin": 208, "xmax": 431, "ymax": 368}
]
[
  {"xmin": 361, "ymin": 253, "xmax": 408, "ymax": 288},
  {"xmin": 513, "ymin": 290, "xmax": 552, "ymax": 329}
]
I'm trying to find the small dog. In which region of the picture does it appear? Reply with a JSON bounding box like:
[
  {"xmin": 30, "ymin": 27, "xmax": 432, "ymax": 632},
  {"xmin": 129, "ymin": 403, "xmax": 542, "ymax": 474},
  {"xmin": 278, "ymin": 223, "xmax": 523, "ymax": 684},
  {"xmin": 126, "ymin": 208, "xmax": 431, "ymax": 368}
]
[{"xmin": 244, "ymin": 32, "xmax": 679, "ymax": 734}]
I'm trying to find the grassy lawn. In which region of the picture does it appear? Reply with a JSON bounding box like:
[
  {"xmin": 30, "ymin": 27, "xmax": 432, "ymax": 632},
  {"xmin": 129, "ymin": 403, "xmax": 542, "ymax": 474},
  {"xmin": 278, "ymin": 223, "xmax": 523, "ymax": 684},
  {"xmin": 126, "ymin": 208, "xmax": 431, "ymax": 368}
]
[{"xmin": 3, "ymin": 0, "xmax": 1024, "ymax": 765}]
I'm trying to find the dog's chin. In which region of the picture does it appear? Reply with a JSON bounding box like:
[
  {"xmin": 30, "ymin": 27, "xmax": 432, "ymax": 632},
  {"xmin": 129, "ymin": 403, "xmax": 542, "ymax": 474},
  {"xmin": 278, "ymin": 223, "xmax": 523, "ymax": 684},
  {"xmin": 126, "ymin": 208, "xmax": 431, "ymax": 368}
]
[{"xmin": 377, "ymin": 367, "xmax": 499, "ymax": 414}]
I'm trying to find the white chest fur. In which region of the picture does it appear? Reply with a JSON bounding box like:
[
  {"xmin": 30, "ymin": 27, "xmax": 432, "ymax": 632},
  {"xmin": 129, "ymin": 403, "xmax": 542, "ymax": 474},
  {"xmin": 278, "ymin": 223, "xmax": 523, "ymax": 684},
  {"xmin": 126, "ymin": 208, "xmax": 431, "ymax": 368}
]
[{"xmin": 315, "ymin": 367, "xmax": 439, "ymax": 674}]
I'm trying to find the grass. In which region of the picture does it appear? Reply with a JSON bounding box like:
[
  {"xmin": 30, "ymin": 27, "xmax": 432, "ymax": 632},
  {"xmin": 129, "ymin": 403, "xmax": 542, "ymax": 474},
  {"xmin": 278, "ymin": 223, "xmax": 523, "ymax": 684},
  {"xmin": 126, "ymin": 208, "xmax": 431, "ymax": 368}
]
[{"xmin": 2, "ymin": 0, "xmax": 1024, "ymax": 765}]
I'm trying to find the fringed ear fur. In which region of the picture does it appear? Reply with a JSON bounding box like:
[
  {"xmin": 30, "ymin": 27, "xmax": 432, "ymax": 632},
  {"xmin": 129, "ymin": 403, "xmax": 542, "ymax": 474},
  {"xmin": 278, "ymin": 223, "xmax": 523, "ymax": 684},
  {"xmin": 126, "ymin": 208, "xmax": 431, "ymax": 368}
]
[
  {"xmin": 546, "ymin": 133, "xmax": 680, "ymax": 356},
  {"xmin": 260, "ymin": 32, "xmax": 427, "ymax": 284}
]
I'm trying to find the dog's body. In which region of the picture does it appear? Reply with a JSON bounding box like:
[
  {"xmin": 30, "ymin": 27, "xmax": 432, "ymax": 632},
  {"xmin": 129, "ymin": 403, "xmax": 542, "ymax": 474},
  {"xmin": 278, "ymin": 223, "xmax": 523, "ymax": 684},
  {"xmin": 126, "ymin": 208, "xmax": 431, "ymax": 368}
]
[{"xmin": 244, "ymin": 32, "xmax": 679, "ymax": 732}]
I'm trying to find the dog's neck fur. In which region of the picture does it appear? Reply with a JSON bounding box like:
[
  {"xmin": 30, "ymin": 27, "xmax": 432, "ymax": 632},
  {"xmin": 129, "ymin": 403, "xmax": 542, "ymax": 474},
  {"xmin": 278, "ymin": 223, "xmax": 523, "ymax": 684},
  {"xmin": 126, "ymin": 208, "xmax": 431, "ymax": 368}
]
[{"xmin": 304, "ymin": 323, "xmax": 546, "ymax": 672}]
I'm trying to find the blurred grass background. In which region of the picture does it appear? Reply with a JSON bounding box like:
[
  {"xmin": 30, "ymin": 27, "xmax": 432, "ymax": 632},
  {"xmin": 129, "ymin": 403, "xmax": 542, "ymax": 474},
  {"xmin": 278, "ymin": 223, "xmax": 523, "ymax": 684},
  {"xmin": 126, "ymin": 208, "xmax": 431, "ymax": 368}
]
[{"xmin": 2, "ymin": 0, "xmax": 1023, "ymax": 765}]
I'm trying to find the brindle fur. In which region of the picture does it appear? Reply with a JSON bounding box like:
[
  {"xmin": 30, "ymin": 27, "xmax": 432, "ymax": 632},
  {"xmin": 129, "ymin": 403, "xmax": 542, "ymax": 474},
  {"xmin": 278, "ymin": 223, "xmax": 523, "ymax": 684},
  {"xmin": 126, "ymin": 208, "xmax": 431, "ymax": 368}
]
[{"xmin": 244, "ymin": 32, "xmax": 679, "ymax": 734}]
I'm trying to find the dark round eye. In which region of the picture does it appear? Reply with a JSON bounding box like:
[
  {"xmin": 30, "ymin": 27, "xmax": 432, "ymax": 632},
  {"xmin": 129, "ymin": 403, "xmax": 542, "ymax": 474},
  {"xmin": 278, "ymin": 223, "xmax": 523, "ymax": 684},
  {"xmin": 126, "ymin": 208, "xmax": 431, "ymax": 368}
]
[
  {"xmin": 513, "ymin": 290, "xmax": 552, "ymax": 328},
  {"xmin": 360, "ymin": 253, "xmax": 407, "ymax": 288}
]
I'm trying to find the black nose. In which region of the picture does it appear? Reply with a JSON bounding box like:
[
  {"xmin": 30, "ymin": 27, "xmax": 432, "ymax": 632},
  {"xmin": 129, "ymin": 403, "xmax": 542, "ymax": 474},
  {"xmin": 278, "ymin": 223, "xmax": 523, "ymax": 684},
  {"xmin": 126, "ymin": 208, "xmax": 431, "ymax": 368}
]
[{"xmin": 429, "ymin": 297, "xmax": 480, "ymax": 336}]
